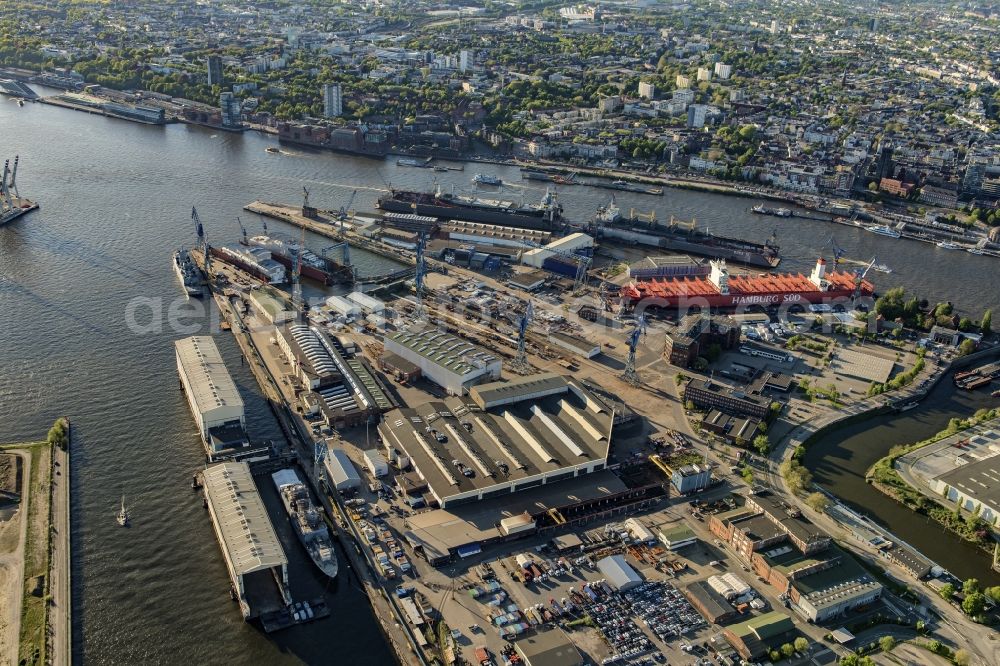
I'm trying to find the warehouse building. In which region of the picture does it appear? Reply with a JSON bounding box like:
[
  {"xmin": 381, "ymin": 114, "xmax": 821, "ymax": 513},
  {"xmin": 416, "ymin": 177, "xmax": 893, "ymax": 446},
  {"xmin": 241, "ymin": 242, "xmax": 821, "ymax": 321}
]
[
  {"xmin": 657, "ymin": 523, "xmax": 697, "ymax": 551},
  {"xmin": 515, "ymin": 628, "xmax": 583, "ymax": 666},
  {"xmin": 175, "ymin": 336, "xmax": 250, "ymax": 459},
  {"xmin": 202, "ymin": 462, "xmax": 289, "ymax": 619},
  {"xmin": 276, "ymin": 324, "xmax": 393, "ymax": 427},
  {"xmin": 671, "ymin": 463, "xmax": 713, "ymax": 494},
  {"xmin": 377, "ymin": 373, "xmax": 614, "ymax": 508},
  {"xmin": 548, "ymin": 331, "xmax": 601, "ymax": 358},
  {"xmin": 346, "ymin": 291, "xmax": 384, "ymax": 314},
  {"xmin": 930, "ymin": 429, "xmax": 1000, "ymax": 526},
  {"xmin": 597, "ymin": 554, "xmax": 643, "ymax": 591},
  {"xmin": 684, "ymin": 580, "xmax": 738, "ymax": 624},
  {"xmin": 520, "ymin": 232, "xmax": 593, "ymax": 268},
  {"xmin": 722, "ymin": 611, "xmax": 796, "ymax": 660},
  {"xmin": 323, "ymin": 446, "xmax": 362, "ymax": 491},
  {"xmin": 325, "ymin": 295, "xmax": 361, "ymax": 318},
  {"xmin": 384, "ymin": 328, "xmax": 502, "ymax": 395}
]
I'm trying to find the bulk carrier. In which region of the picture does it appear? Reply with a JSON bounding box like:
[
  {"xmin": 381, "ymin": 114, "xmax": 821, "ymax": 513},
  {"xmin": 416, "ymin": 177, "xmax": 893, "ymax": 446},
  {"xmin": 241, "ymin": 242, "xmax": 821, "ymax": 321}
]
[
  {"xmin": 272, "ymin": 469, "xmax": 339, "ymax": 579},
  {"xmin": 244, "ymin": 235, "xmax": 353, "ymax": 285},
  {"xmin": 621, "ymin": 257, "xmax": 873, "ymax": 309},
  {"xmin": 376, "ymin": 184, "xmax": 564, "ymax": 230},
  {"xmin": 591, "ymin": 198, "xmax": 780, "ymax": 268}
]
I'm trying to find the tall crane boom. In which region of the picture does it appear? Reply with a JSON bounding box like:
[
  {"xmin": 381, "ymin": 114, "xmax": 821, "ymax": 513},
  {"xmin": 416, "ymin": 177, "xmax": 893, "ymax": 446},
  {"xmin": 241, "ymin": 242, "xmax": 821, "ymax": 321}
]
[
  {"xmin": 622, "ymin": 314, "xmax": 647, "ymax": 385},
  {"xmin": 513, "ymin": 300, "xmax": 534, "ymax": 371},
  {"xmin": 192, "ymin": 207, "xmax": 209, "ymax": 274}
]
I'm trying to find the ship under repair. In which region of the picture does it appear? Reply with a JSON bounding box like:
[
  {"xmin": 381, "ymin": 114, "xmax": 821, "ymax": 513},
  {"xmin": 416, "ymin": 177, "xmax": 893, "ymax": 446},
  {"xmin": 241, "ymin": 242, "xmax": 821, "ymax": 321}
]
[{"xmin": 621, "ymin": 257, "xmax": 874, "ymax": 310}]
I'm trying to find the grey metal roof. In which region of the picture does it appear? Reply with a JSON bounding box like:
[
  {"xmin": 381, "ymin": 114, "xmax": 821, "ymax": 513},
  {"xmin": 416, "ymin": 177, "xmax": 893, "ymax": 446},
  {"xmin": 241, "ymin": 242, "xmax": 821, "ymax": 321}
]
[
  {"xmin": 175, "ymin": 336, "xmax": 243, "ymax": 415},
  {"xmin": 202, "ymin": 462, "xmax": 286, "ymax": 577}
]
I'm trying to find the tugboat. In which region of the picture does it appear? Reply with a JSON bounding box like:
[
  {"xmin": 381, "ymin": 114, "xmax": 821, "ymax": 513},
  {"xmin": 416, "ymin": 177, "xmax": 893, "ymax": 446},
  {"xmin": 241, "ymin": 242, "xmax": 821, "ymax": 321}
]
[
  {"xmin": 116, "ymin": 495, "xmax": 130, "ymax": 527},
  {"xmin": 872, "ymin": 263, "xmax": 892, "ymax": 274},
  {"xmin": 265, "ymin": 147, "xmax": 280, "ymax": 154}
]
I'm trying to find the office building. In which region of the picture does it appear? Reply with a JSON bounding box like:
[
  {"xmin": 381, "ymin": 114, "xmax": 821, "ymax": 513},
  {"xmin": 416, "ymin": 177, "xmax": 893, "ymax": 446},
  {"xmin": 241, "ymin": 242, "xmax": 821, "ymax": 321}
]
[
  {"xmin": 207, "ymin": 55, "xmax": 223, "ymax": 86},
  {"xmin": 322, "ymin": 83, "xmax": 342, "ymax": 118},
  {"xmin": 683, "ymin": 379, "xmax": 770, "ymax": 419}
]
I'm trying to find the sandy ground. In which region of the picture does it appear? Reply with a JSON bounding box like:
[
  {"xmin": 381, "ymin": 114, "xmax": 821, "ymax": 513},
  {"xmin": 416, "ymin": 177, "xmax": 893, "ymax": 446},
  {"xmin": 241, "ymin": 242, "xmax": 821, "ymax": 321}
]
[{"xmin": 0, "ymin": 450, "xmax": 28, "ymax": 666}]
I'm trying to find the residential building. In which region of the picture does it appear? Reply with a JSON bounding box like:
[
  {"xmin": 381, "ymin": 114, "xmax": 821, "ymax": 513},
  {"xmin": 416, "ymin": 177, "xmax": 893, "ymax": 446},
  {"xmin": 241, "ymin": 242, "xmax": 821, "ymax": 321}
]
[
  {"xmin": 322, "ymin": 83, "xmax": 342, "ymax": 118},
  {"xmin": 206, "ymin": 54, "xmax": 223, "ymax": 86},
  {"xmin": 714, "ymin": 63, "xmax": 732, "ymax": 80},
  {"xmin": 638, "ymin": 81, "xmax": 656, "ymax": 100},
  {"xmin": 687, "ymin": 104, "xmax": 708, "ymax": 128},
  {"xmin": 697, "ymin": 67, "xmax": 712, "ymax": 82},
  {"xmin": 219, "ymin": 91, "xmax": 241, "ymax": 128}
]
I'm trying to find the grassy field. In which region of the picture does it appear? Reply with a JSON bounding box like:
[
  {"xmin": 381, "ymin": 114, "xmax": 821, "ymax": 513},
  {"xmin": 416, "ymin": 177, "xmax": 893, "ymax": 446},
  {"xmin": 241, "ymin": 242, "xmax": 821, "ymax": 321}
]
[{"xmin": 0, "ymin": 441, "xmax": 52, "ymax": 666}]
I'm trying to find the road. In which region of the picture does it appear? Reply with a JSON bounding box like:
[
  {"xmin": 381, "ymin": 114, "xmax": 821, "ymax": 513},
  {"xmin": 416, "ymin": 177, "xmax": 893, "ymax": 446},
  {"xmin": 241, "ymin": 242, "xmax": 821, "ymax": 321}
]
[
  {"xmin": 0, "ymin": 449, "xmax": 30, "ymax": 666},
  {"xmin": 48, "ymin": 443, "xmax": 70, "ymax": 666}
]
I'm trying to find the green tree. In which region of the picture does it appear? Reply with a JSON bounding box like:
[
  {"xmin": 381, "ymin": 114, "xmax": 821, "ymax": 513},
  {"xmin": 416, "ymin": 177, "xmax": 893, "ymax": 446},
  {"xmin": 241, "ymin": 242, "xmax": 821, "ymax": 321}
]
[
  {"xmin": 805, "ymin": 492, "xmax": 830, "ymax": 513},
  {"xmin": 959, "ymin": 338, "xmax": 976, "ymax": 356},
  {"xmin": 793, "ymin": 637, "xmax": 809, "ymax": 653},
  {"xmin": 954, "ymin": 648, "xmax": 971, "ymax": 666},
  {"xmin": 982, "ymin": 309, "xmax": 992, "ymax": 336},
  {"xmin": 962, "ymin": 591, "xmax": 986, "ymax": 617},
  {"xmin": 938, "ymin": 582, "xmax": 955, "ymax": 600},
  {"xmin": 780, "ymin": 643, "xmax": 794, "ymax": 658},
  {"xmin": 985, "ymin": 585, "xmax": 1000, "ymax": 603},
  {"xmin": 753, "ymin": 434, "xmax": 770, "ymax": 455},
  {"xmin": 878, "ymin": 635, "xmax": 896, "ymax": 652},
  {"xmin": 964, "ymin": 578, "xmax": 980, "ymax": 595}
]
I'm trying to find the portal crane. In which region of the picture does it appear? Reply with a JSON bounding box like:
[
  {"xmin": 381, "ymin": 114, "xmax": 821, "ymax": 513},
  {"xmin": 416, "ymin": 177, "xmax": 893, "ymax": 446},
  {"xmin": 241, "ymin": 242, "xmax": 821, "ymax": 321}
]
[
  {"xmin": 236, "ymin": 216, "xmax": 247, "ymax": 243},
  {"xmin": 513, "ymin": 300, "xmax": 535, "ymax": 371},
  {"xmin": 622, "ymin": 313, "xmax": 647, "ymax": 385},
  {"xmin": 413, "ymin": 233, "xmax": 427, "ymax": 317},
  {"xmin": 192, "ymin": 207, "xmax": 209, "ymax": 274},
  {"xmin": 292, "ymin": 225, "xmax": 305, "ymax": 308},
  {"xmin": 337, "ymin": 189, "xmax": 357, "ymax": 229},
  {"xmin": 852, "ymin": 257, "xmax": 878, "ymax": 301}
]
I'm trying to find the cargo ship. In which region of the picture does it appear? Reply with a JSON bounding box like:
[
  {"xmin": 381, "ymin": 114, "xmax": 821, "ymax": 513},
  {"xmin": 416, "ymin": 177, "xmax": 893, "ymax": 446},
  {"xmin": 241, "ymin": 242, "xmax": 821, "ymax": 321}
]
[
  {"xmin": 173, "ymin": 249, "xmax": 205, "ymax": 297},
  {"xmin": 376, "ymin": 184, "xmax": 564, "ymax": 230},
  {"xmin": 620, "ymin": 257, "xmax": 873, "ymax": 309},
  {"xmin": 598, "ymin": 180, "xmax": 663, "ymax": 196},
  {"xmin": 272, "ymin": 469, "xmax": 339, "ymax": 579},
  {"xmin": 244, "ymin": 235, "xmax": 352, "ymax": 285},
  {"xmin": 592, "ymin": 198, "xmax": 780, "ymax": 268}
]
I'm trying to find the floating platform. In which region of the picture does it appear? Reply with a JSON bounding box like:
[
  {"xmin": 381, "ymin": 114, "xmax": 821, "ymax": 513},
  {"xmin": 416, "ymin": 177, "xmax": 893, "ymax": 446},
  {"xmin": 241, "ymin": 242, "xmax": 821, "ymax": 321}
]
[{"xmin": 0, "ymin": 200, "xmax": 38, "ymax": 226}]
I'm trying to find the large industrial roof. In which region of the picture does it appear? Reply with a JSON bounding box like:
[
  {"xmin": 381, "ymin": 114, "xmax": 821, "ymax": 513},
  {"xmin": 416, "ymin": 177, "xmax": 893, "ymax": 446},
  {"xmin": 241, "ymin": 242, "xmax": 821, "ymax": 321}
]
[
  {"xmin": 175, "ymin": 336, "xmax": 244, "ymax": 415},
  {"xmin": 380, "ymin": 383, "xmax": 613, "ymax": 503},
  {"xmin": 387, "ymin": 328, "xmax": 498, "ymax": 376},
  {"xmin": 202, "ymin": 462, "xmax": 286, "ymax": 577}
]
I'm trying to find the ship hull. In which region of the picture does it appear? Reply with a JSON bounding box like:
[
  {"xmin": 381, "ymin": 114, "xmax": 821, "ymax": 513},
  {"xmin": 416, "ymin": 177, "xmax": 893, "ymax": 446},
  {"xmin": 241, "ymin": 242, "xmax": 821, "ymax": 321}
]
[
  {"xmin": 377, "ymin": 195, "xmax": 560, "ymax": 231},
  {"xmin": 597, "ymin": 224, "xmax": 779, "ymax": 268},
  {"xmin": 273, "ymin": 472, "xmax": 339, "ymax": 580},
  {"xmin": 209, "ymin": 246, "xmax": 278, "ymax": 283},
  {"xmin": 626, "ymin": 287, "xmax": 867, "ymax": 309},
  {"xmin": 264, "ymin": 252, "xmax": 336, "ymax": 285},
  {"xmin": 173, "ymin": 251, "xmax": 205, "ymax": 297}
]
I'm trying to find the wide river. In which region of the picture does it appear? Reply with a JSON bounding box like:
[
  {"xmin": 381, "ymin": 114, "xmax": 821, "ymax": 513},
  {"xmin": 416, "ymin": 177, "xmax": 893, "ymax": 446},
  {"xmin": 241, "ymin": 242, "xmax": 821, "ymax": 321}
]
[{"xmin": 1, "ymin": 96, "xmax": 999, "ymax": 663}]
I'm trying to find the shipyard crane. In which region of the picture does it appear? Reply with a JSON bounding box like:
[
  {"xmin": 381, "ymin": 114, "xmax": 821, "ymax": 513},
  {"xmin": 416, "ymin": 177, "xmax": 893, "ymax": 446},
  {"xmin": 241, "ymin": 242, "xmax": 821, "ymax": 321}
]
[
  {"xmin": 236, "ymin": 216, "xmax": 247, "ymax": 244},
  {"xmin": 413, "ymin": 233, "xmax": 428, "ymax": 317},
  {"xmin": 852, "ymin": 256, "xmax": 878, "ymax": 301},
  {"xmin": 337, "ymin": 189, "xmax": 357, "ymax": 229},
  {"xmin": 828, "ymin": 236, "xmax": 846, "ymax": 265},
  {"xmin": 192, "ymin": 207, "xmax": 210, "ymax": 275},
  {"xmin": 515, "ymin": 238, "xmax": 593, "ymax": 292},
  {"xmin": 8, "ymin": 155, "xmax": 18, "ymax": 198},
  {"xmin": 513, "ymin": 300, "xmax": 535, "ymax": 372},
  {"xmin": 291, "ymin": 225, "xmax": 305, "ymax": 309},
  {"xmin": 622, "ymin": 313, "xmax": 647, "ymax": 385},
  {"xmin": 321, "ymin": 242, "xmax": 351, "ymax": 267}
]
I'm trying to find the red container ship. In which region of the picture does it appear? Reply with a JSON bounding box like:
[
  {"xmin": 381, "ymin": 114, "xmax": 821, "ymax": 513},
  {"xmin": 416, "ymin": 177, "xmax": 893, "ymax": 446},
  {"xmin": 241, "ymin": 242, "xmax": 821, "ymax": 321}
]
[{"xmin": 621, "ymin": 258, "xmax": 874, "ymax": 309}]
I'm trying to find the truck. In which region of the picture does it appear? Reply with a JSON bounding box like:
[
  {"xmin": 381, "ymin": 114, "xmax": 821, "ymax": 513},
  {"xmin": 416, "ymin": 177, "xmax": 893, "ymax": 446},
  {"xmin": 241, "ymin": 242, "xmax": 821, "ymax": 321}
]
[{"xmin": 474, "ymin": 646, "xmax": 496, "ymax": 666}]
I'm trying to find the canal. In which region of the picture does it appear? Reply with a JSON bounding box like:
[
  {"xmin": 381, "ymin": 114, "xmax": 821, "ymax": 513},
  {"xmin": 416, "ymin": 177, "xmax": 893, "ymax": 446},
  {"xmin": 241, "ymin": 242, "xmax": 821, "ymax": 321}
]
[{"xmin": 803, "ymin": 373, "xmax": 1000, "ymax": 584}]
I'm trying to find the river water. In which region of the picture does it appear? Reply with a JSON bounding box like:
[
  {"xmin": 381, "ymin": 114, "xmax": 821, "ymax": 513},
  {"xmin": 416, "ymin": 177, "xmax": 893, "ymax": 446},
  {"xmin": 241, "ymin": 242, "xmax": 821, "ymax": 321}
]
[{"xmin": 2, "ymin": 96, "xmax": 1000, "ymax": 662}]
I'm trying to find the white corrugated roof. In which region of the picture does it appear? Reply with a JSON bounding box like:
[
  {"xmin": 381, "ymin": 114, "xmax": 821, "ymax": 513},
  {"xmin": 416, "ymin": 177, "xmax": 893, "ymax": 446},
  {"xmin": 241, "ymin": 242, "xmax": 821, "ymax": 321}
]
[
  {"xmin": 175, "ymin": 336, "xmax": 244, "ymax": 415},
  {"xmin": 203, "ymin": 462, "xmax": 286, "ymax": 577}
]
